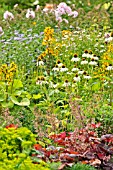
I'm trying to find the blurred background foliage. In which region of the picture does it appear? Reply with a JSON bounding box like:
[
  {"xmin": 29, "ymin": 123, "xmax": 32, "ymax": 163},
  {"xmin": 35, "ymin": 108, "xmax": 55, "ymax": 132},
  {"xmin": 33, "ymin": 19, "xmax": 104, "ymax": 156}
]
[
  {"xmin": 1, "ymin": 0, "xmax": 113, "ymax": 28},
  {"xmin": 0, "ymin": 0, "xmax": 112, "ymax": 10}
]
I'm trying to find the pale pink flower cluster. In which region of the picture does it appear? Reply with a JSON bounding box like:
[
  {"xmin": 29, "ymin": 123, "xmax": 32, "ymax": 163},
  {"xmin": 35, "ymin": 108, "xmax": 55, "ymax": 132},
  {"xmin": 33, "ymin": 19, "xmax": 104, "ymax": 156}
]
[
  {"xmin": 3, "ymin": 11, "xmax": 14, "ymax": 20},
  {"xmin": 55, "ymin": 2, "xmax": 78, "ymax": 23},
  {"xmin": 26, "ymin": 9, "xmax": 35, "ymax": 19},
  {"xmin": 0, "ymin": 26, "xmax": 4, "ymax": 36}
]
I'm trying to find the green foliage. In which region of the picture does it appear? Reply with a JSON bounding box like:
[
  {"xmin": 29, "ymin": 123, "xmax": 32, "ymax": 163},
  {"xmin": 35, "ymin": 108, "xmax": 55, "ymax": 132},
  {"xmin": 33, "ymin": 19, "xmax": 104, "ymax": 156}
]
[
  {"xmin": 66, "ymin": 163, "xmax": 97, "ymax": 170},
  {"xmin": 0, "ymin": 126, "xmax": 50, "ymax": 170},
  {"xmin": 0, "ymin": 0, "xmax": 35, "ymax": 9},
  {"xmin": 0, "ymin": 127, "xmax": 36, "ymax": 157}
]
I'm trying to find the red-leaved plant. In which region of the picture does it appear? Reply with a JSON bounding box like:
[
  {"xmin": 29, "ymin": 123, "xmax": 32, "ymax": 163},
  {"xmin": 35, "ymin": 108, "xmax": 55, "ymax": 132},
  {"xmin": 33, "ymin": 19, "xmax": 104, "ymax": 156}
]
[{"xmin": 32, "ymin": 123, "xmax": 113, "ymax": 169}]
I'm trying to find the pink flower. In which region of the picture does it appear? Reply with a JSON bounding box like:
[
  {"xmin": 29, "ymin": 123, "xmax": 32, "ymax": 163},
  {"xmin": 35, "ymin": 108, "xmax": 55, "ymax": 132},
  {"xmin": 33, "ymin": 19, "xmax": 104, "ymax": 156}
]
[
  {"xmin": 26, "ymin": 9, "xmax": 35, "ymax": 19},
  {"xmin": 0, "ymin": 26, "xmax": 4, "ymax": 36},
  {"xmin": 72, "ymin": 11, "xmax": 78, "ymax": 18},
  {"xmin": 36, "ymin": 5, "xmax": 40, "ymax": 11},
  {"xmin": 0, "ymin": 26, "xmax": 3, "ymax": 33},
  {"xmin": 56, "ymin": 16, "xmax": 62, "ymax": 23},
  {"xmin": 3, "ymin": 11, "xmax": 14, "ymax": 20}
]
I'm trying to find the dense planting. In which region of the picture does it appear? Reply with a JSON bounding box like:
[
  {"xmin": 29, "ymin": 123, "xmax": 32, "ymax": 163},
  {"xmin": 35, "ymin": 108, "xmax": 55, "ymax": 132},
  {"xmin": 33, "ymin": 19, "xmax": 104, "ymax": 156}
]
[{"xmin": 0, "ymin": 1, "xmax": 113, "ymax": 169}]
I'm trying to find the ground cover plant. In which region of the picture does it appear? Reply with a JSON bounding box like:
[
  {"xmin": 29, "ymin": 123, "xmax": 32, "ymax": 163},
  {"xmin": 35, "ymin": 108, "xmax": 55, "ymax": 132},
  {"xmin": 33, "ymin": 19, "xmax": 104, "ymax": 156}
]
[{"xmin": 0, "ymin": 0, "xmax": 113, "ymax": 169}]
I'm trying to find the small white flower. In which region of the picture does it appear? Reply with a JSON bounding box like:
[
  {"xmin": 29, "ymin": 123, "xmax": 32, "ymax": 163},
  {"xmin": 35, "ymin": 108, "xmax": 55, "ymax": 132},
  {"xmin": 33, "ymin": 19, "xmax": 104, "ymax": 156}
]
[
  {"xmin": 78, "ymin": 70, "xmax": 84, "ymax": 75},
  {"xmin": 71, "ymin": 57, "xmax": 80, "ymax": 62},
  {"xmin": 36, "ymin": 5, "xmax": 40, "ymax": 11},
  {"xmin": 50, "ymin": 82, "xmax": 58, "ymax": 88},
  {"xmin": 26, "ymin": 9, "xmax": 35, "ymax": 19},
  {"xmin": 37, "ymin": 61, "xmax": 44, "ymax": 66},
  {"xmin": 36, "ymin": 77, "xmax": 48, "ymax": 85},
  {"xmin": 3, "ymin": 11, "xmax": 14, "ymax": 20},
  {"xmin": 63, "ymin": 18, "xmax": 69, "ymax": 24},
  {"xmin": 105, "ymin": 37, "xmax": 113, "ymax": 43},
  {"xmin": 82, "ymin": 53, "xmax": 90, "ymax": 58},
  {"xmin": 67, "ymin": 72, "xmax": 73, "ymax": 75},
  {"xmin": 89, "ymin": 61, "xmax": 97, "ymax": 66},
  {"xmin": 89, "ymin": 54, "xmax": 94, "ymax": 59},
  {"xmin": 57, "ymin": 63, "xmax": 63, "ymax": 67},
  {"xmin": 72, "ymin": 67, "xmax": 79, "ymax": 72},
  {"xmin": 84, "ymin": 75, "xmax": 91, "ymax": 79},
  {"xmin": 106, "ymin": 65, "xmax": 113, "ymax": 71},
  {"xmin": 14, "ymin": 4, "xmax": 18, "ymax": 8},
  {"xmin": 63, "ymin": 80, "xmax": 71, "ymax": 87},
  {"xmin": 81, "ymin": 60, "xmax": 88, "ymax": 65},
  {"xmin": 52, "ymin": 66, "xmax": 59, "ymax": 72},
  {"xmin": 60, "ymin": 67, "xmax": 68, "ymax": 72},
  {"xmin": 73, "ymin": 75, "xmax": 80, "ymax": 82},
  {"xmin": 93, "ymin": 56, "xmax": 99, "ymax": 60}
]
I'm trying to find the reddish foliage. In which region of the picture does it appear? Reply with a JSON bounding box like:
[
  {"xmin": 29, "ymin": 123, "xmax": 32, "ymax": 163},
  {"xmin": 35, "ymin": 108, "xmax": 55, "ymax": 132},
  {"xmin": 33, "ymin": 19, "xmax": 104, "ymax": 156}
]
[
  {"xmin": 6, "ymin": 124, "xmax": 18, "ymax": 129},
  {"xmin": 32, "ymin": 123, "xmax": 113, "ymax": 169}
]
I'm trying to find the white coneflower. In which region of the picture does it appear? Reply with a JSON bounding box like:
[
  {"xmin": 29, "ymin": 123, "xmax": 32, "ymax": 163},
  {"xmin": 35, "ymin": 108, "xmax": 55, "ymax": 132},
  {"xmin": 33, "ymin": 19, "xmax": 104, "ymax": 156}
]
[
  {"xmin": 88, "ymin": 50, "xmax": 93, "ymax": 58},
  {"xmin": 60, "ymin": 65, "xmax": 68, "ymax": 72},
  {"xmin": 36, "ymin": 76, "xmax": 48, "ymax": 85},
  {"xmin": 37, "ymin": 60, "xmax": 44, "ymax": 66},
  {"xmin": 78, "ymin": 70, "xmax": 84, "ymax": 75},
  {"xmin": 72, "ymin": 67, "xmax": 79, "ymax": 72},
  {"xmin": 73, "ymin": 74, "xmax": 80, "ymax": 82},
  {"xmin": 52, "ymin": 64, "xmax": 59, "ymax": 72},
  {"xmin": 37, "ymin": 58, "xmax": 44, "ymax": 66},
  {"xmin": 63, "ymin": 80, "xmax": 71, "ymax": 87},
  {"xmin": 82, "ymin": 50, "xmax": 90, "ymax": 58},
  {"xmin": 81, "ymin": 58, "xmax": 88, "ymax": 65},
  {"xmin": 50, "ymin": 82, "xmax": 58, "ymax": 88},
  {"xmin": 106, "ymin": 64, "xmax": 113, "ymax": 71},
  {"xmin": 56, "ymin": 60, "xmax": 63, "ymax": 67},
  {"xmin": 89, "ymin": 58, "xmax": 97, "ymax": 66},
  {"xmin": 71, "ymin": 54, "xmax": 80, "ymax": 62},
  {"xmin": 84, "ymin": 74, "xmax": 91, "ymax": 79},
  {"xmin": 93, "ymin": 54, "xmax": 99, "ymax": 60},
  {"xmin": 105, "ymin": 37, "xmax": 113, "ymax": 43}
]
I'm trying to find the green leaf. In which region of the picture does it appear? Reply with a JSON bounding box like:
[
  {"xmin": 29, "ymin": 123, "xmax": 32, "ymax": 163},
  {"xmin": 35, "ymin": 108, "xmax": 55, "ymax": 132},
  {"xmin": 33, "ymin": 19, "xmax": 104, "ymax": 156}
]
[
  {"xmin": 91, "ymin": 82, "xmax": 100, "ymax": 91},
  {"xmin": 102, "ymin": 2, "xmax": 111, "ymax": 10},
  {"xmin": 0, "ymin": 91, "xmax": 5, "ymax": 101},
  {"xmin": 18, "ymin": 98, "xmax": 30, "ymax": 106},
  {"xmin": 2, "ymin": 101, "xmax": 14, "ymax": 108},
  {"xmin": 13, "ymin": 79, "xmax": 23, "ymax": 90},
  {"xmin": 10, "ymin": 96, "xmax": 30, "ymax": 106},
  {"xmin": 32, "ymin": 94, "xmax": 42, "ymax": 99}
]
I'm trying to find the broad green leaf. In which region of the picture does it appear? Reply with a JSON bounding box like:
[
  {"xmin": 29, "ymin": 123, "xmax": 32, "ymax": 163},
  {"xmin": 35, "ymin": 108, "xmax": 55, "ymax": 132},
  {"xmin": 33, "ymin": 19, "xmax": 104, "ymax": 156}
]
[
  {"xmin": 2, "ymin": 101, "xmax": 14, "ymax": 108},
  {"xmin": 10, "ymin": 95, "xmax": 20, "ymax": 105},
  {"xmin": 91, "ymin": 82, "xmax": 100, "ymax": 91},
  {"xmin": 13, "ymin": 79, "xmax": 23, "ymax": 90},
  {"xmin": 0, "ymin": 91, "xmax": 5, "ymax": 101},
  {"xmin": 10, "ymin": 96, "xmax": 30, "ymax": 106},
  {"xmin": 18, "ymin": 98, "xmax": 30, "ymax": 106}
]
